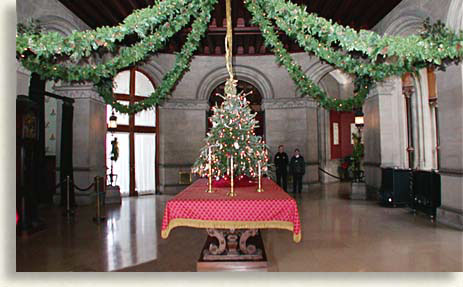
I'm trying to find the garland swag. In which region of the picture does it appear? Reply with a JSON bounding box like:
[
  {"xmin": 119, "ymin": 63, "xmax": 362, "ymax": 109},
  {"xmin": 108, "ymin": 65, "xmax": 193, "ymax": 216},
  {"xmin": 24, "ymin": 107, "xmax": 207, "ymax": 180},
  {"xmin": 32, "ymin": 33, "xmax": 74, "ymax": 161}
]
[{"xmin": 16, "ymin": 0, "xmax": 463, "ymax": 113}]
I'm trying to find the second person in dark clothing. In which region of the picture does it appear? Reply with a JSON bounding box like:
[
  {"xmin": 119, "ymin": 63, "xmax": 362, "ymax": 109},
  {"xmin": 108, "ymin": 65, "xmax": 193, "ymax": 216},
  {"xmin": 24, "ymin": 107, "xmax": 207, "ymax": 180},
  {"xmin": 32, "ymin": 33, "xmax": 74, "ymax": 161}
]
[
  {"xmin": 289, "ymin": 148, "xmax": 305, "ymax": 193},
  {"xmin": 274, "ymin": 145, "xmax": 289, "ymax": 192}
]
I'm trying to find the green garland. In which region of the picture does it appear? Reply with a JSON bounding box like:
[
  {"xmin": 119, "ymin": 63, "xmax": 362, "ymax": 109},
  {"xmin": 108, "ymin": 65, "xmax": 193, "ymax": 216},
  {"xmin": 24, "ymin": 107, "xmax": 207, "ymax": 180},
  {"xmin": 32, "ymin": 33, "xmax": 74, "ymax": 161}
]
[
  {"xmin": 246, "ymin": 0, "xmax": 463, "ymax": 111},
  {"xmin": 18, "ymin": 1, "xmax": 199, "ymax": 84},
  {"xmin": 246, "ymin": 0, "xmax": 370, "ymax": 110},
  {"xmin": 98, "ymin": 0, "xmax": 217, "ymax": 113},
  {"xmin": 259, "ymin": 0, "xmax": 463, "ymax": 66},
  {"xmin": 16, "ymin": 0, "xmax": 463, "ymax": 113},
  {"xmin": 16, "ymin": 0, "xmax": 190, "ymax": 62},
  {"xmin": 17, "ymin": 0, "xmax": 217, "ymax": 114}
]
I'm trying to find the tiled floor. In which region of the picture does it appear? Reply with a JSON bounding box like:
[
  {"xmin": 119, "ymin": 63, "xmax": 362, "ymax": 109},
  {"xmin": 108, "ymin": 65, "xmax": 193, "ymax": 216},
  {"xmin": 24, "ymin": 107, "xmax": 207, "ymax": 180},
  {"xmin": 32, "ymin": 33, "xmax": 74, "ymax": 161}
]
[{"xmin": 16, "ymin": 182, "xmax": 463, "ymax": 272}]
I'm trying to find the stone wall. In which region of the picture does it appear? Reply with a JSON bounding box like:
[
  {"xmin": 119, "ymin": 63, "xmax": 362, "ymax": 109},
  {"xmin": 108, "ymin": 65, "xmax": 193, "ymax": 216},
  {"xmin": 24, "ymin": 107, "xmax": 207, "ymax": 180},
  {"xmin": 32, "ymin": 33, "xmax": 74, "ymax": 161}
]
[
  {"xmin": 16, "ymin": 0, "xmax": 107, "ymax": 205},
  {"xmin": 365, "ymin": 0, "xmax": 452, "ymax": 189},
  {"xmin": 435, "ymin": 0, "xmax": 463, "ymax": 229},
  {"xmin": 15, "ymin": 0, "xmax": 365, "ymax": 197},
  {"xmin": 368, "ymin": 0, "xmax": 463, "ymax": 229},
  {"xmin": 156, "ymin": 54, "xmax": 348, "ymax": 193}
]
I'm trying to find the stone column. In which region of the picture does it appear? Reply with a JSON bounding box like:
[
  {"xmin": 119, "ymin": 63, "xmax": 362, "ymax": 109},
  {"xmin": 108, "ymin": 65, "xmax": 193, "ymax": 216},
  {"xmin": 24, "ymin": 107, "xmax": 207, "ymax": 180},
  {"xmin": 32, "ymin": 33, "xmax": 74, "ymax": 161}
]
[
  {"xmin": 263, "ymin": 98, "xmax": 319, "ymax": 190},
  {"xmin": 16, "ymin": 61, "xmax": 31, "ymax": 96},
  {"xmin": 436, "ymin": 64, "xmax": 463, "ymax": 229},
  {"xmin": 364, "ymin": 77, "xmax": 408, "ymax": 189},
  {"xmin": 158, "ymin": 99, "xmax": 208, "ymax": 194},
  {"xmin": 53, "ymin": 83, "xmax": 106, "ymax": 205}
]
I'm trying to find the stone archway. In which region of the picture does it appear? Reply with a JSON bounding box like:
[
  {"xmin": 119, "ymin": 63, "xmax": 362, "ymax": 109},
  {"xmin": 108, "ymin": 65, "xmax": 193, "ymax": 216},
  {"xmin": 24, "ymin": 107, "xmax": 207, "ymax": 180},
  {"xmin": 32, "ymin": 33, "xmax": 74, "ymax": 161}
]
[
  {"xmin": 382, "ymin": 8, "xmax": 432, "ymax": 36},
  {"xmin": 36, "ymin": 15, "xmax": 82, "ymax": 36},
  {"xmin": 196, "ymin": 64, "xmax": 275, "ymax": 102}
]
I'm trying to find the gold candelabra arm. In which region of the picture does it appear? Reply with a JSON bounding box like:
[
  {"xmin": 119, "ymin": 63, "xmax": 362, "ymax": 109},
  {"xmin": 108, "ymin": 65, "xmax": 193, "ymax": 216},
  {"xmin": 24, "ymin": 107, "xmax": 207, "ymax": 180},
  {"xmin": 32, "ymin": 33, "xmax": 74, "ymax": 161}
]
[
  {"xmin": 256, "ymin": 161, "xmax": 264, "ymax": 193},
  {"xmin": 205, "ymin": 146, "xmax": 215, "ymax": 193},
  {"xmin": 227, "ymin": 155, "xmax": 236, "ymax": 197}
]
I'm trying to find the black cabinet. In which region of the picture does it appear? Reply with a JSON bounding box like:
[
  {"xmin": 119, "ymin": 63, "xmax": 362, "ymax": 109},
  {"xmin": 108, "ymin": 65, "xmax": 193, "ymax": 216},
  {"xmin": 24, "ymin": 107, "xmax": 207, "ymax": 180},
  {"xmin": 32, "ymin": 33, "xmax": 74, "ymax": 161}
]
[
  {"xmin": 17, "ymin": 95, "xmax": 41, "ymax": 233},
  {"xmin": 379, "ymin": 168, "xmax": 412, "ymax": 206},
  {"xmin": 379, "ymin": 167, "xmax": 441, "ymax": 218},
  {"xmin": 410, "ymin": 170, "xmax": 441, "ymax": 218}
]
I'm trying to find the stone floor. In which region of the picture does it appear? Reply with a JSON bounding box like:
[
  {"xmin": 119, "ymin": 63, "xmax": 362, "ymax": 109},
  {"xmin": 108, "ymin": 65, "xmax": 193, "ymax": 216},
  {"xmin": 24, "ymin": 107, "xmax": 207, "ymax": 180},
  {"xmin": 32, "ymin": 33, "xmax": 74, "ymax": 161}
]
[{"xmin": 16, "ymin": 182, "xmax": 463, "ymax": 272}]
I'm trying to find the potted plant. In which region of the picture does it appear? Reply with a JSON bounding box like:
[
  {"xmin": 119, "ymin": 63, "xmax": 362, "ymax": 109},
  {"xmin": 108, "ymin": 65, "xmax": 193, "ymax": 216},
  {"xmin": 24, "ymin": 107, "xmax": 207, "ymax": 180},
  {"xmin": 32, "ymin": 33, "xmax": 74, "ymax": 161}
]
[
  {"xmin": 338, "ymin": 156, "xmax": 352, "ymax": 181},
  {"xmin": 349, "ymin": 133, "xmax": 366, "ymax": 199},
  {"xmin": 349, "ymin": 133, "xmax": 364, "ymax": 182}
]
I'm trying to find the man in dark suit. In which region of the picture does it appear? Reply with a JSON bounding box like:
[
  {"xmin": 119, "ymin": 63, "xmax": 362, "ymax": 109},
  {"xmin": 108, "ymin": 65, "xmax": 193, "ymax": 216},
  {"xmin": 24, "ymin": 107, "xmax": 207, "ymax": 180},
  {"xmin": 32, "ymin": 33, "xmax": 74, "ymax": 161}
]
[
  {"xmin": 274, "ymin": 145, "xmax": 289, "ymax": 192},
  {"xmin": 289, "ymin": 148, "xmax": 305, "ymax": 193}
]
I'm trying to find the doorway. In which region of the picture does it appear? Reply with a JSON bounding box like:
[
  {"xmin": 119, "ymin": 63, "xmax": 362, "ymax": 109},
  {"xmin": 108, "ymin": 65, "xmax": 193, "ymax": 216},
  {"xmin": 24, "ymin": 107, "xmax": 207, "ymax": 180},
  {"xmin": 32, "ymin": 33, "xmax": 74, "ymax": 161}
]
[{"xmin": 106, "ymin": 68, "xmax": 158, "ymax": 196}]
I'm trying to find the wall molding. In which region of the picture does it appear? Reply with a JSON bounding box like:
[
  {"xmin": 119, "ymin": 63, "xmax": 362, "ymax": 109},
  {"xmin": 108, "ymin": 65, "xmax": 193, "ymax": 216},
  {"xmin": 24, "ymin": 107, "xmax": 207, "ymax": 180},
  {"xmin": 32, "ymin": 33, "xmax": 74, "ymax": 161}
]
[
  {"xmin": 53, "ymin": 83, "xmax": 104, "ymax": 103},
  {"xmin": 262, "ymin": 98, "xmax": 318, "ymax": 109},
  {"xmin": 159, "ymin": 99, "xmax": 209, "ymax": 110},
  {"xmin": 159, "ymin": 163, "xmax": 193, "ymax": 168},
  {"xmin": 439, "ymin": 168, "xmax": 463, "ymax": 176}
]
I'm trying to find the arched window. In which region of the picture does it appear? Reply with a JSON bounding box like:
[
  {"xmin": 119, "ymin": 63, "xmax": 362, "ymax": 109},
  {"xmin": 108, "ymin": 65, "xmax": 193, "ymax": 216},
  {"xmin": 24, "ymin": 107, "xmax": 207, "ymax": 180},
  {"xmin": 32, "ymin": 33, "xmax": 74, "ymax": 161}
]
[{"xmin": 106, "ymin": 68, "xmax": 158, "ymax": 196}]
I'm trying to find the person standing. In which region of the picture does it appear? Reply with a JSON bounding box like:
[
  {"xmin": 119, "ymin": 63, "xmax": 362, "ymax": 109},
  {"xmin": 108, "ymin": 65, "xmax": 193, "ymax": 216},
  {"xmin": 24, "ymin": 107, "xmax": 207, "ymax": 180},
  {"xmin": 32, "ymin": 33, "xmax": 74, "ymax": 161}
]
[
  {"xmin": 274, "ymin": 145, "xmax": 289, "ymax": 191},
  {"xmin": 289, "ymin": 148, "xmax": 305, "ymax": 193}
]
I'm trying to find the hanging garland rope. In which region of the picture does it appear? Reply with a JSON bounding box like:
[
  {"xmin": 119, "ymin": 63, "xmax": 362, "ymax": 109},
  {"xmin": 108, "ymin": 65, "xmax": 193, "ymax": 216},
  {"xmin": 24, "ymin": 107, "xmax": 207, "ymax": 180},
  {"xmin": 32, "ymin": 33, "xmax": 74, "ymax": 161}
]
[
  {"xmin": 258, "ymin": 0, "xmax": 463, "ymax": 78},
  {"xmin": 16, "ymin": 0, "xmax": 463, "ymax": 113},
  {"xmin": 245, "ymin": 0, "xmax": 463, "ymax": 111},
  {"xmin": 16, "ymin": 0, "xmax": 192, "ymax": 62},
  {"xmin": 258, "ymin": 0, "xmax": 463, "ymax": 67},
  {"xmin": 17, "ymin": 1, "xmax": 200, "ymax": 84},
  {"xmin": 17, "ymin": 0, "xmax": 217, "ymax": 114},
  {"xmin": 246, "ymin": 0, "xmax": 368, "ymax": 110},
  {"xmin": 98, "ymin": 0, "xmax": 217, "ymax": 113}
]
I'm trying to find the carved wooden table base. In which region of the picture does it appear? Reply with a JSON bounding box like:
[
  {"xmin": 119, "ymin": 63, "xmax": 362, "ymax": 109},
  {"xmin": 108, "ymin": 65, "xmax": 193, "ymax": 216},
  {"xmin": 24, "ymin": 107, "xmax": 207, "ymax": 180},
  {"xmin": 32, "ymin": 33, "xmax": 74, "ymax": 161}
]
[{"xmin": 202, "ymin": 228, "xmax": 263, "ymax": 261}]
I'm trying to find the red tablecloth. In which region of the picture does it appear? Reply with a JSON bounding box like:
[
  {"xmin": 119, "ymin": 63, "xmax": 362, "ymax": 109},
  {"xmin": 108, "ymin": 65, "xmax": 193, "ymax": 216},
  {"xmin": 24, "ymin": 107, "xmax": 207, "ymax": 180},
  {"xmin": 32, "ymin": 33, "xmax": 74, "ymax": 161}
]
[{"xmin": 161, "ymin": 178, "xmax": 301, "ymax": 242}]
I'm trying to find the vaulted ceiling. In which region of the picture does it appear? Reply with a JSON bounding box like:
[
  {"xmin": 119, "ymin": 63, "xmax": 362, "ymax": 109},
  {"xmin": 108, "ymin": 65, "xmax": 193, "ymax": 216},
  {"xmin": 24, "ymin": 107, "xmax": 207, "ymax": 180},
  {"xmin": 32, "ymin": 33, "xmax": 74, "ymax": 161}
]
[{"xmin": 58, "ymin": 0, "xmax": 402, "ymax": 55}]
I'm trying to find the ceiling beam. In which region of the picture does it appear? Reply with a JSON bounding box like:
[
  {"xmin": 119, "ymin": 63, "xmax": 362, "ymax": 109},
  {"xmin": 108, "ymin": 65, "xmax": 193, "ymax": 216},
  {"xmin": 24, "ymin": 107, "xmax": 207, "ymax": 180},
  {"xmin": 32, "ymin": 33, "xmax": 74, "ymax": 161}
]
[
  {"xmin": 91, "ymin": 0, "xmax": 123, "ymax": 26},
  {"xmin": 343, "ymin": 0, "xmax": 369, "ymax": 28},
  {"xmin": 112, "ymin": 0, "xmax": 130, "ymax": 20},
  {"xmin": 127, "ymin": 0, "xmax": 140, "ymax": 11},
  {"xmin": 59, "ymin": 0, "xmax": 98, "ymax": 28},
  {"xmin": 216, "ymin": 0, "xmax": 224, "ymax": 27},
  {"xmin": 332, "ymin": 0, "xmax": 355, "ymax": 25}
]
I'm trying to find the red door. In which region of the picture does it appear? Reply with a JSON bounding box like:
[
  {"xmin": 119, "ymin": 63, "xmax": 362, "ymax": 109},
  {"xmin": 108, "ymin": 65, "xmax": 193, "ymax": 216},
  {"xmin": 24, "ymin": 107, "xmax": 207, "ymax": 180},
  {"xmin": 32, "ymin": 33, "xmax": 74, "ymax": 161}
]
[{"xmin": 330, "ymin": 111, "xmax": 355, "ymax": 159}]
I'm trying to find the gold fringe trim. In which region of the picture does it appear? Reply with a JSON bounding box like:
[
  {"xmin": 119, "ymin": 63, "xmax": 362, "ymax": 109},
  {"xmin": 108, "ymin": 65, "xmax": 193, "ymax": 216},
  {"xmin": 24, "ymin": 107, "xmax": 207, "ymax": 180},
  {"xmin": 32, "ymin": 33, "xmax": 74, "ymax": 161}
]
[{"xmin": 161, "ymin": 219, "xmax": 301, "ymax": 243}]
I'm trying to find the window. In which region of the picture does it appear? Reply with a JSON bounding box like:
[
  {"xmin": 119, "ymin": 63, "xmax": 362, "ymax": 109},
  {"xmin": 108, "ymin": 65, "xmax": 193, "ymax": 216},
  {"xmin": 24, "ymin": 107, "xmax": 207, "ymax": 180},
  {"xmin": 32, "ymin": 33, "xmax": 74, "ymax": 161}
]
[{"xmin": 106, "ymin": 68, "xmax": 158, "ymax": 196}]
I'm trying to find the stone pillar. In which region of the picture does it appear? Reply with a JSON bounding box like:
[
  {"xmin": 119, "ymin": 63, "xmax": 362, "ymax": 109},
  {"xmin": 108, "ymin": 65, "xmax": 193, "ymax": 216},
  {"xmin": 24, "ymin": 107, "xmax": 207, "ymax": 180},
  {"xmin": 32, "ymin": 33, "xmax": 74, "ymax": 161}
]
[
  {"xmin": 436, "ymin": 64, "xmax": 463, "ymax": 229},
  {"xmin": 364, "ymin": 77, "xmax": 408, "ymax": 189},
  {"xmin": 53, "ymin": 83, "xmax": 106, "ymax": 205},
  {"xmin": 16, "ymin": 61, "xmax": 31, "ymax": 96},
  {"xmin": 158, "ymin": 99, "xmax": 208, "ymax": 194},
  {"xmin": 263, "ymin": 98, "xmax": 319, "ymax": 190}
]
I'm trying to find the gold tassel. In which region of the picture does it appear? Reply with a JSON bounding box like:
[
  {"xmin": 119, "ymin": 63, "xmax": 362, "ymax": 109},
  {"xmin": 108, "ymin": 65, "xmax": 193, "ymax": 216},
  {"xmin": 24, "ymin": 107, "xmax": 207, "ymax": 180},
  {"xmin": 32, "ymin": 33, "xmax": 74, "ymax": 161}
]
[{"xmin": 161, "ymin": 218, "xmax": 302, "ymax": 243}]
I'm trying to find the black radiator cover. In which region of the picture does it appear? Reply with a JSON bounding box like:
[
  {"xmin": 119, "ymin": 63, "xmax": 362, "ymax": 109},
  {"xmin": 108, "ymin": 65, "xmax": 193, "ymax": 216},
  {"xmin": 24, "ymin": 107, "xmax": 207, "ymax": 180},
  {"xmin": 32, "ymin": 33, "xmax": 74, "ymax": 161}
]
[{"xmin": 379, "ymin": 168, "xmax": 412, "ymax": 206}]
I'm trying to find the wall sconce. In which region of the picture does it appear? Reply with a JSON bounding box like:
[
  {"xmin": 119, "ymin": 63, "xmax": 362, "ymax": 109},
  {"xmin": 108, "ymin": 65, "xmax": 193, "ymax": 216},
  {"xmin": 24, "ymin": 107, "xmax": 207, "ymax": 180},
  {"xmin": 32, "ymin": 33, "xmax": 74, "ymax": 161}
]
[{"xmin": 108, "ymin": 111, "xmax": 117, "ymax": 133}]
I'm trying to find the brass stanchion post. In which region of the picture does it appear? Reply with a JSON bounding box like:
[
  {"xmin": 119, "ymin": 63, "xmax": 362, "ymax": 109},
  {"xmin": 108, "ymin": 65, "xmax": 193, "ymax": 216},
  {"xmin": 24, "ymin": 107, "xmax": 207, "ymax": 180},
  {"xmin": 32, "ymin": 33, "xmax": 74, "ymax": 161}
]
[
  {"xmin": 63, "ymin": 175, "xmax": 75, "ymax": 217},
  {"xmin": 93, "ymin": 176, "xmax": 106, "ymax": 224}
]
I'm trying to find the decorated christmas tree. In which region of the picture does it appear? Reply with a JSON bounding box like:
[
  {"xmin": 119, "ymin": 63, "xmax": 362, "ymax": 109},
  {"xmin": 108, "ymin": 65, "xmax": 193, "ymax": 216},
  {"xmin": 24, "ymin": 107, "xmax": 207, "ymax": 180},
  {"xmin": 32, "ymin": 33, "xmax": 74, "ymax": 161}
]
[{"xmin": 192, "ymin": 78, "xmax": 269, "ymax": 180}]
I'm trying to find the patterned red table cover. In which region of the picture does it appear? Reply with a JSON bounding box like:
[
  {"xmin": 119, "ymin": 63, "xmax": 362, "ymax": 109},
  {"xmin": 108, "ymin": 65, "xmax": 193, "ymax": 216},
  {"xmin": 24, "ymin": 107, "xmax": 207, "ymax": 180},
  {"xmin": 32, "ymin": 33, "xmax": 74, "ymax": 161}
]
[{"xmin": 161, "ymin": 177, "xmax": 301, "ymax": 243}]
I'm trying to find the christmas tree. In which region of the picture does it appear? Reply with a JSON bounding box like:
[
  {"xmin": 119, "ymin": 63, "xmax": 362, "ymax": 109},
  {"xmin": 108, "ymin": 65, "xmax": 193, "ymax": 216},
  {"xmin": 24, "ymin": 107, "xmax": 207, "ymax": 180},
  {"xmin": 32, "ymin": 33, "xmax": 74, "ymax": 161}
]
[{"xmin": 192, "ymin": 78, "xmax": 270, "ymax": 180}]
